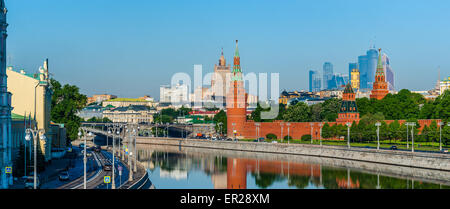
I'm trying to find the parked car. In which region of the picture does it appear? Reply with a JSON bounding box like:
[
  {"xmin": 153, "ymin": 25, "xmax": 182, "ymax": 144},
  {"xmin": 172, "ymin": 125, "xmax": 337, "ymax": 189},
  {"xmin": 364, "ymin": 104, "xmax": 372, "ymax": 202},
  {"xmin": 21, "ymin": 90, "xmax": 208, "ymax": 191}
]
[
  {"xmin": 442, "ymin": 149, "xmax": 449, "ymax": 153},
  {"xmin": 59, "ymin": 171, "xmax": 70, "ymax": 181},
  {"xmin": 390, "ymin": 146, "xmax": 398, "ymax": 150},
  {"xmin": 271, "ymin": 141, "xmax": 278, "ymax": 144},
  {"xmin": 24, "ymin": 176, "xmax": 40, "ymax": 189}
]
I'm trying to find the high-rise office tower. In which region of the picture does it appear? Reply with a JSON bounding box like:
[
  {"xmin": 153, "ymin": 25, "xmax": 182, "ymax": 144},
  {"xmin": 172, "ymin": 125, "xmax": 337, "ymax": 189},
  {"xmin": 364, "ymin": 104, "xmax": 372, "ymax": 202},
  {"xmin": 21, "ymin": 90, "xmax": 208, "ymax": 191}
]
[
  {"xmin": 348, "ymin": 63, "xmax": 358, "ymax": 78},
  {"xmin": 358, "ymin": 55, "xmax": 368, "ymax": 89},
  {"xmin": 382, "ymin": 53, "xmax": 395, "ymax": 91},
  {"xmin": 358, "ymin": 48, "xmax": 378, "ymax": 90},
  {"xmin": 366, "ymin": 48, "xmax": 379, "ymax": 89},
  {"xmin": 309, "ymin": 70, "xmax": 322, "ymax": 92},
  {"xmin": 323, "ymin": 62, "xmax": 333, "ymax": 90},
  {"xmin": 327, "ymin": 73, "xmax": 348, "ymax": 90}
]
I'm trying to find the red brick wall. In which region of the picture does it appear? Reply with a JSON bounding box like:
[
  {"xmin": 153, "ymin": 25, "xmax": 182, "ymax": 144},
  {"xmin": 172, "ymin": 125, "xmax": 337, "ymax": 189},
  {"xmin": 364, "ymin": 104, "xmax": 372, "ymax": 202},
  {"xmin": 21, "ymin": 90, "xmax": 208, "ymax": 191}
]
[{"xmin": 240, "ymin": 119, "xmax": 442, "ymax": 140}]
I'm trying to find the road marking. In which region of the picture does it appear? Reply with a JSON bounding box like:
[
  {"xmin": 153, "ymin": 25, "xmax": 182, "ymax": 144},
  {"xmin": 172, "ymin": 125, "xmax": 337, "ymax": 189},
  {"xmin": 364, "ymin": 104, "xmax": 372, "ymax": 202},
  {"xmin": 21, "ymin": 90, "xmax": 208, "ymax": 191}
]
[{"xmin": 71, "ymin": 152, "xmax": 103, "ymax": 189}]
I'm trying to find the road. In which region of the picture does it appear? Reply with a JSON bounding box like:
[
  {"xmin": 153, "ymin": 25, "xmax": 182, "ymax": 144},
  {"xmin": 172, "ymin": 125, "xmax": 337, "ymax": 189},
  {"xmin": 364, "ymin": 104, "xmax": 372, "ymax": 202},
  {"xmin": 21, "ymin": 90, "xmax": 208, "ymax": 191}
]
[{"xmin": 57, "ymin": 148, "xmax": 130, "ymax": 189}]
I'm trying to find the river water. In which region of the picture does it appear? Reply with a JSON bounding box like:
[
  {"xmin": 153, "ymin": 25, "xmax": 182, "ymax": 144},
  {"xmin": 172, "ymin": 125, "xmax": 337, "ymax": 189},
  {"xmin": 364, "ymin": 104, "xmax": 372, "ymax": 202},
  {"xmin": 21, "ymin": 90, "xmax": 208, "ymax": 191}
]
[{"xmin": 134, "ymin": 144, "xmax": 450, "ymax": 189}]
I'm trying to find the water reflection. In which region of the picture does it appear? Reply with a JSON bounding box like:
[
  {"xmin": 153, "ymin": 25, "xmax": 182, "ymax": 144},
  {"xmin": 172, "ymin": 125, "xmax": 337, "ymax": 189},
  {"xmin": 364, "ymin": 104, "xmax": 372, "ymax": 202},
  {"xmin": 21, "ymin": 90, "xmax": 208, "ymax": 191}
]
[{"xmin": 136, "ymin": 147, "xmax": 450, "ymax": 189}]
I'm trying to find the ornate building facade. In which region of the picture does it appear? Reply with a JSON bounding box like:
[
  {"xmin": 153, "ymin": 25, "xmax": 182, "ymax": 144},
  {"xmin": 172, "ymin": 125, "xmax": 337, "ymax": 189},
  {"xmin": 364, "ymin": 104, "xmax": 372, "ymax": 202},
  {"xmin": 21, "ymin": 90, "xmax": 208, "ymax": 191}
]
[
  {"xmin": 370, "ymin": 49, "xmax": 389, "ymax": 100},
  {"xmin": 211, "ymin": 48, "xmax": 231, "ymax": 101},
  {"xmin": 0, "ymin": 0, "xmax": 12, "ymax": 189},
  {"xmin": 350, "ymin": 68, "xmax": 360, "ymax": 90}
]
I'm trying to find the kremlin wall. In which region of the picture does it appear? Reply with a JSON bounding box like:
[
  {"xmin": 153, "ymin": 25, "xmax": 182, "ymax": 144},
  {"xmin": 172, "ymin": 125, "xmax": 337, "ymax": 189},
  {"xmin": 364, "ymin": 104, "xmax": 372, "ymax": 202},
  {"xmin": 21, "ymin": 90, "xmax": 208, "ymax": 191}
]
[{"xmin": 226, "ymin": 43, "xmax": 441, "ymax": 140}]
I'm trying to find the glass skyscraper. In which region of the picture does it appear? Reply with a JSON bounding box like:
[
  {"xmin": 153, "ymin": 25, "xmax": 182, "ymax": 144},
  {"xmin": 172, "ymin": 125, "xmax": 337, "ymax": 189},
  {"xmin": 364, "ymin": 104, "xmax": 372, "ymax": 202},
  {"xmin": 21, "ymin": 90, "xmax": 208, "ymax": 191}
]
[
  {"xmin": 322, "ymin": 62, "xmax": 333, "ymax": 90},
  {"xmin": 358, "ymin": 48, "xmax": 378, "ymax": 90},
  {"xmin": 366, "ymin": 48, "xmax": 378, "ymax": 89},
  {"xmin": 348, "ymin": 63, "xmax": 358, "ymax": 79},
  {"xmin": 309, "ymin": 70, "xmax": 322, "ymax": 92},
  {"xmin": 327, "ymin": 73, "xmax": 348, "ymax": 90},
  {"xmin": 382, "ymin": 53, "xmax": 395, "ymax": 91}
]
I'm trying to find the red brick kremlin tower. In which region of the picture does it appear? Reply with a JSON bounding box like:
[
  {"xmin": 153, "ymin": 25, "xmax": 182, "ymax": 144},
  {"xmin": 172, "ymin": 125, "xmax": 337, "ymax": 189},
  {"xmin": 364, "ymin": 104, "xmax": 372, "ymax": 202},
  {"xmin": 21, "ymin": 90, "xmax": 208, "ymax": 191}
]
[
  {"xmin": 370, "ymin": 48, "xmax": 389, "ymax": 100},
  {"xmin": 336, "ymin": 83, "xmax": 360, "ymax": 123},
  {"xmin": 226, "ymin": 40, "xmax": 247, "ymax": 139}
]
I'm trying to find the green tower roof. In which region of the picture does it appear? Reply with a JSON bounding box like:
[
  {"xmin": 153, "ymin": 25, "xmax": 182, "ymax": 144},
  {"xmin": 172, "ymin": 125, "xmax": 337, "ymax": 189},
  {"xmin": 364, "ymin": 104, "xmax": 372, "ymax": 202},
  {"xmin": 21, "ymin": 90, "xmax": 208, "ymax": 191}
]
[{"xmin": 343, "ymin": 83, "xmax": 354, "ymax": 94}]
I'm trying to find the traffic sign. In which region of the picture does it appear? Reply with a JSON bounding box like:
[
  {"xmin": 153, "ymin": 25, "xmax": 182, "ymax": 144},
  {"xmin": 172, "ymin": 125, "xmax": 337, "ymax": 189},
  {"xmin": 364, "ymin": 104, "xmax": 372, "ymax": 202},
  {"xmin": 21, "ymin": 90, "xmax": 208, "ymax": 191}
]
[
  {"xmin": 104, "ymin": 176, "xmax": 111, "ymax": 184},
  {"xmin": 119, "ymin": 170, "xmax": 122, "ymax": 176},
  {"xmin": 5, "ymin": 167, "xmax": 12, "ymax": 174},
  {"xmin": 118, "ymin": 166, "xmax": 123, "ymax": 171}
]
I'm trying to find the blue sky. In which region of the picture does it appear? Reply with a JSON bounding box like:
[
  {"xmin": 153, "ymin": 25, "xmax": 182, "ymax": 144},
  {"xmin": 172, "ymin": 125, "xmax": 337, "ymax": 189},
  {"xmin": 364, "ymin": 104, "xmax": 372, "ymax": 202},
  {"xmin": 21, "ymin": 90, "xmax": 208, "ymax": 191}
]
[{"xmin": 6, "ymin": 0, "xmax": 450, "ymax": 98}]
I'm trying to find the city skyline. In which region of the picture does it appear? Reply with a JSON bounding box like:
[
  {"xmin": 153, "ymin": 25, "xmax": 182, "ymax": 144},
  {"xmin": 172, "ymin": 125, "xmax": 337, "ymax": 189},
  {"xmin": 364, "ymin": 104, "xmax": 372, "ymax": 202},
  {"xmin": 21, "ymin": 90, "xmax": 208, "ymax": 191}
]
[{"xmin": 5, "ymin": 0, "xmax": 450, "ymax": 98}]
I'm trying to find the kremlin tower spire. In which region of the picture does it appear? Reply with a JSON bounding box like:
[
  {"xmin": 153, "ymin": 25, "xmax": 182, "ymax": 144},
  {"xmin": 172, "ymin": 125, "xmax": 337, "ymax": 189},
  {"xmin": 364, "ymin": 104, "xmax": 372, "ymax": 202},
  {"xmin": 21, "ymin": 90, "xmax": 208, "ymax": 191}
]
[
  {"xmin": 226, "ymin": 40, "xmax": 247, "ymax": 139},
  {"xmin": 370, "ymin": 48, "xmax": 389, "ymax": 100}
]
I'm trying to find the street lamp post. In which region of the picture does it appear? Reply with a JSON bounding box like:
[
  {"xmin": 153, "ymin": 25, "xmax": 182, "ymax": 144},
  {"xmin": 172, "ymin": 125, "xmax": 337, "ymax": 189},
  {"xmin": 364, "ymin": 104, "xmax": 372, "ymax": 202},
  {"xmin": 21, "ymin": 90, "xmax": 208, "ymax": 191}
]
[
  {"xmin": 406, "ymin": 122, "xmax": 416, "ymax": 153},
  {"xmin": 375, "ymin": 122, "xmax": 381, "ymax": 150},
  {"xmin": 232, "ymin": 123, "xmax": 237, "ymax": 142},
  {"xmin": 438, "ymin": 122, "xmax": 444, "ymax": 151},
  {"xmin": 134, "ymin": 127, "xmax": 139, "ymax": 172},
  {"xmin": 107, "ymin": 127, "xmax": 116, "ymax": 189},
  {"xmin": 25, "ymin": 128, "xmax": 45, "ymax": 190},
  {"xmin": 346, "ymin": 122, "xmax": 352, "ymax": 149},
  {"xmin": 318, "ymin": 123, "xmax": 323, "ymax": 146},
  {"xmin": 406, "ymin": 124, "xmax": 409, "ymax": 149},
  {"xmin": 218, "ymin": 122, "xmax": 223, "ymax": 138}
]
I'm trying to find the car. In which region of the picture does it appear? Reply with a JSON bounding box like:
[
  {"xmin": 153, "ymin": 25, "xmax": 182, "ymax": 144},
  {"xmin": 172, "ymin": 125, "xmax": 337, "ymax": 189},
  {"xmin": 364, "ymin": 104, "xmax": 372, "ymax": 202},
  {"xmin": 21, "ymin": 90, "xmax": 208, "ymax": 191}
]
[
  {"xmin": 24, "ymin": 176, "xmax": 40, "ymax": 189},
  {"xmin": 79, "ymin": 143, "xmax": 85, "ymax": 148},
  {"xmin": 390, "ymin": 146, "xmax": 398, "ymax": 150},
  {"xmin": 86, "ymin": 152, "xmax": 93, "ymax": 157},
  {"xmin": 226, "ymin": 138, "xmax": 233, "ymax": 141},
  {"xmin": 103, "ymin": 163, "xmax": 112, "ymax": 171},
  {"xmin": 442, "ymin": 149, "xmax": 449, "ymax": 153},
  {"xmin": 59, "ymin": 171, "xmax": 70, "ymax": 181},
  {"xmin": 271, "ymin": 141, "xmax": 278, "ymax": 144}
]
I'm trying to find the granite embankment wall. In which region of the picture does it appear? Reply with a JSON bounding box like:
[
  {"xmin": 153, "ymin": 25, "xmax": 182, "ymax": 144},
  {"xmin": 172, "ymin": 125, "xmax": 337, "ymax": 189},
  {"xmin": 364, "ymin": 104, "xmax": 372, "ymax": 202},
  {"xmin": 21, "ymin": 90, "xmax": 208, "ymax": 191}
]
[{"xmin": 136, "ymin": 137, "xmax": 450, "ymax": 172}]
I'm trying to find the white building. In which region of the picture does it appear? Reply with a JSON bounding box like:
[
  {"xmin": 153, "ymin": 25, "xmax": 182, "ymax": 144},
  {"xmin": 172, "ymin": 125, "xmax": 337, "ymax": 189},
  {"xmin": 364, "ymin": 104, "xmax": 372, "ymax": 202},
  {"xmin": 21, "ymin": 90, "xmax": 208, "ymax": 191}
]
[{"xmin": 160, "ymin": 83, "xmax": 190, "ymax": 106}]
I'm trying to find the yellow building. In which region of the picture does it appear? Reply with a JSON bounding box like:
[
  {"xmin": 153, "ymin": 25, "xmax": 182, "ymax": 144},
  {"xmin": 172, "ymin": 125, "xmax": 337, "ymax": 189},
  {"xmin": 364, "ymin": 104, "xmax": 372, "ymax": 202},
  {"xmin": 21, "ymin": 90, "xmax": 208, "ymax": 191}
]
[
  {"xmin": 6, "ymin": 59, "xmax": 54, "ymax": 162},
  {"xmin": 440, "ymin": 77, "xmax": 450, "ymax": 95},
  {"xmin": 102, "ymin": 98, "xmax": 156, "ymax": 108},
  {"xmin": 350, "ymin": 68, "xmax": 360, "ymax": 90}
]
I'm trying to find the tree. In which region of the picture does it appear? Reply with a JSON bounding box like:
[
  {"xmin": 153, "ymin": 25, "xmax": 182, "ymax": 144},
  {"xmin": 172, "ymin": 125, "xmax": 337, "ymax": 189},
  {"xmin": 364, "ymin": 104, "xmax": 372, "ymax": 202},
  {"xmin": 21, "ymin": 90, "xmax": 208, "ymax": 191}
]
[
  {"xmin": 320, "ymin": 98, "xmax": 341, "ymax": 122},
  {"xmin": 213, "ymin": 110, "xmax": 227, "ymax": 135},
  {"xmin": 310, "ymin": 104, "xmax": 322, "ymax": 122},
  {"xmin": 322, "ymin": 123, "xmax": 331, "ymax": 138},
  {"xmin": 301, "ymin": 134, "xmax": 311, "ymax": 141},
  {"xmin": 266, "ymin": 133, "xmax": 277, "ymax": 140},
  {"xmin": 282, "ymin": 102, "xmax": 311, "ymax": 122},
  {"xmin": 50, "ymin": 79, "xmax": 87, "ymax": 141}
]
